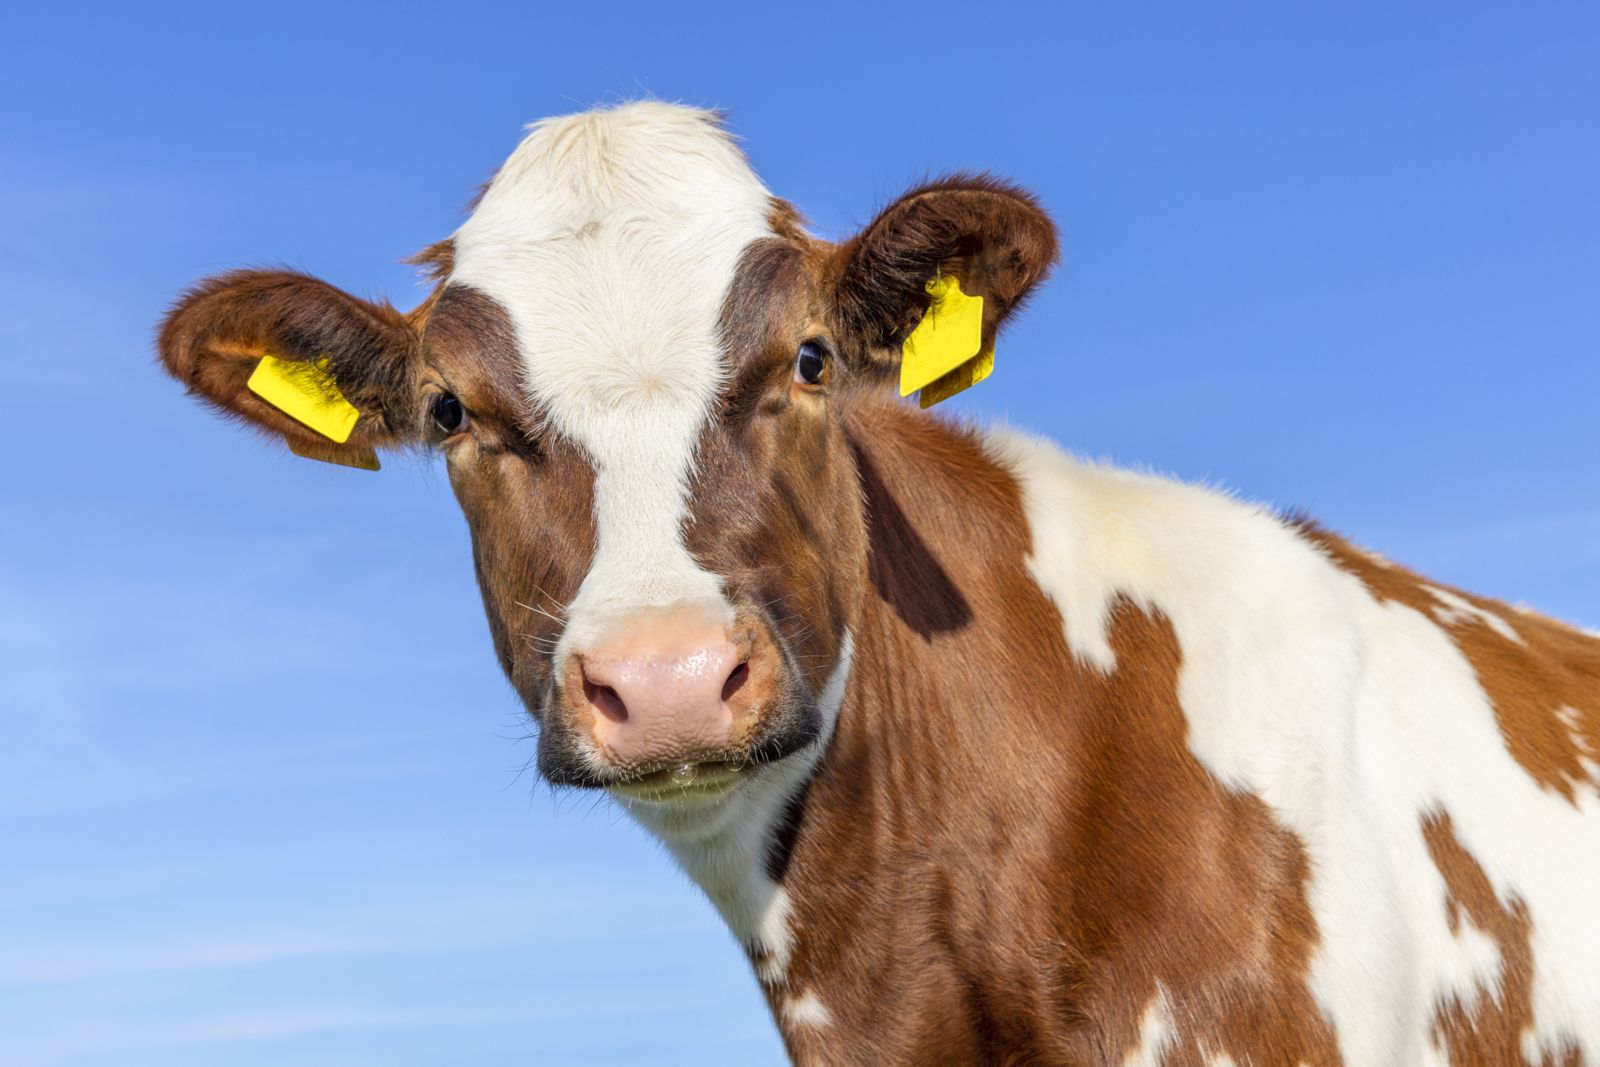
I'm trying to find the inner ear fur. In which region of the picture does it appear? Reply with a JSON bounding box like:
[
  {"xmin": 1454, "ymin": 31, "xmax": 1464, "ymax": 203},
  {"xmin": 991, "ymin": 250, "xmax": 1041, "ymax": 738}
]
[
  {"xmin": 157, "ymin": 269, "xmax": 424, "ymax": 453},
  {"xmin": 830, "ymin": 174, "xmax": 1059, "ymax": 368}
]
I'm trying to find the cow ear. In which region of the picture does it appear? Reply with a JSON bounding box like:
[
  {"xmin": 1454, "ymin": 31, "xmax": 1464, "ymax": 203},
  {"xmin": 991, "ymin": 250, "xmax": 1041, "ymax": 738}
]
[
  {"xmin": 830, "ymin": 175, "xmax": 1058, "ymax": 376},
  {"xmin": 157, "ymin": 269, "xmax": 425, "ymax": 463}
]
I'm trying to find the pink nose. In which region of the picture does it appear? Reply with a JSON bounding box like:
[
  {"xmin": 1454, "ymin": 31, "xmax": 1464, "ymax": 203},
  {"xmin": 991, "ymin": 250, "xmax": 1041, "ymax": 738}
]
[{"xmin": 572, "ymin": 617, "xmax": 753, "ymax": 768}]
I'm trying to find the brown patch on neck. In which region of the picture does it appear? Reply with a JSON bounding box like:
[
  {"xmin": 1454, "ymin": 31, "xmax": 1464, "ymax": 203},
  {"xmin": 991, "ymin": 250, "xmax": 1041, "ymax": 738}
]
[
  {"xmin": 773, "ymin": 402, "xmax": 1339, "ymax": 1066},
  {"xmin": 1297, "ymin": 520, "xmax": 1600, "ymax": 805},
  {"xmin": 1422, "ymin": 811, "xmax": 1582, "ymax": 1067}
]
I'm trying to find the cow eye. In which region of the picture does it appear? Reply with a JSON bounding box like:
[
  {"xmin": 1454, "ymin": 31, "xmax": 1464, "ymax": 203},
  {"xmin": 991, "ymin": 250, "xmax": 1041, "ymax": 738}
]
[
  {"xmin": 432, "ymin": 393, "xmax": 468, "ymax": 436},
  {"xmin": 794, "ymin": 341, "xmax": 826, "ymax": 386}
]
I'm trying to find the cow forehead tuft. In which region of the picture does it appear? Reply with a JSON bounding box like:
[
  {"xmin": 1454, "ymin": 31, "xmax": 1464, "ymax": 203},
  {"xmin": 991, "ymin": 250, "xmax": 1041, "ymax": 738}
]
[{"xmin": 456, "ymin": 101, "xmax": 771, "ymax": 254}]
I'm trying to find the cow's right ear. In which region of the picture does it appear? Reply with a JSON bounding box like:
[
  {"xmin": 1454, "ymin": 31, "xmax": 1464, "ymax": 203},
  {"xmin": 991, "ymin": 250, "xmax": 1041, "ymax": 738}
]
[
  {"xmin": 827, "ymin": 176, "xmax": 1058, "ymax": 380},
  {"xmin": 157, "ymin": 270, "xmax": 425, "ymax": 463}
]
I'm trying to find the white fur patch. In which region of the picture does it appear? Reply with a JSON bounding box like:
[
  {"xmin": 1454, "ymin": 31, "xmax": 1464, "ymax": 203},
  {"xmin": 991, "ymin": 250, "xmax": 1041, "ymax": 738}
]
[
  {"xmin": 1423, "ymin": 584, "xmax": 1524, "ymax": 644},
  {"xmin": 1556, "ymin": 706, "xmax": 1600, "ymax": 784},
  {"xmin": 783, "ymin": 988, "xmax": 833, "ymax": 1028},
  {"xmin": 985, "ymin": 427, "xmax": 1600, "ymax": 1064},
  {"xmin": 1121, "ymin": 987, "xmax": 1176, "ymax": 1067},
  {"xmin": 1435, "ymin": 906, "xmax": 1506, "ymax": 1027},
  {"xmin": 449, "ymin": 102, "xmax": 776, "ymax": 650}
]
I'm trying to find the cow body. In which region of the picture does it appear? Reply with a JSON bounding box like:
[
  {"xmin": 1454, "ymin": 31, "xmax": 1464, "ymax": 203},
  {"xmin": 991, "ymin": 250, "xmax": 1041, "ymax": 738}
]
[
  {"xmin": 761, "ymin": 401, "xmax": 1600, "ymax": 1064},
  {"xmin": 158, "ymin": 102, "xmax": 1600, "ymax": 1064}
]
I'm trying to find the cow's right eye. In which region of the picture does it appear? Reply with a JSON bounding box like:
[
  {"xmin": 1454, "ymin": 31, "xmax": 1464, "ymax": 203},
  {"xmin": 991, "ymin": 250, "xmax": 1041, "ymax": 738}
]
[
  {"xmin": 432, "ymin": 393, "xmax": 468, "ymax": 436},
  {"xmin": 794, "ymin": 340, "xmax": 827, "ymax": 386}
]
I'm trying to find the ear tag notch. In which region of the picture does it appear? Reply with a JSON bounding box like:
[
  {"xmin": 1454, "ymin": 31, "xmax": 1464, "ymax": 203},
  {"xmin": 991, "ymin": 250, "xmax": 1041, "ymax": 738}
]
[
  {"xmin": 286, "ymin": 437, "xmax": 380, "ymax": 471},
  {"xmin": 247, "ymin": 355, "xmax": 362, "ymax": 444},
  {"xmin": 900, "ymin": 276, "xmax": 992, "ymax": 407},
  {"xmin": 917, "ymin": 345, "xmax": 994, "ymax": 408}
]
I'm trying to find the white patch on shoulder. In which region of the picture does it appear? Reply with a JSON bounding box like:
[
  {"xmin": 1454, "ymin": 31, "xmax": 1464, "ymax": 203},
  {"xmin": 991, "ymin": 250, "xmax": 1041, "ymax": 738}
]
[
  {"xmin": 1422, "ymin": 584, "xmax": 1523, "ymax": 644},
  {"xmin": 449, "ymin": 102, "xmax": 776, "ymax": 646},
  {"xmin": 1121, "ymin": 986, "xmax": 1175, "ymax": 1067},
  {"xmin": 983, "ymin": 426, "xmax": 1600, "ymax": 1065},
  {"xmin": 783, "ymin": 989, "xmax": 833, "ymax": 1028},
  {"xmin": 613, "ymin": 633, "xmax": 855, "ymax": 986}
]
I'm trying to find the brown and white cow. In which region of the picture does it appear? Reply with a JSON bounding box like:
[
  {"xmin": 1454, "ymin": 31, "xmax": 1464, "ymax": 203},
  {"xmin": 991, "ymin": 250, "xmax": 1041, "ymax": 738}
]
[{"xmin": 158, "ymin": 102, "xmax": 1600, "ymax": 1065}]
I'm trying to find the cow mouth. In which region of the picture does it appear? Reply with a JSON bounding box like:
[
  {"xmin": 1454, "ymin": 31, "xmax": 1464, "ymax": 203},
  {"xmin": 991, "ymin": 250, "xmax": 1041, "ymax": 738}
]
[
  {"xmin": 534, "ymin": 657, "xmax": 825, "ymax": 791},
  {"xmin": 608, "ymin": 759, "xmax": 750, "ymax": 802}
]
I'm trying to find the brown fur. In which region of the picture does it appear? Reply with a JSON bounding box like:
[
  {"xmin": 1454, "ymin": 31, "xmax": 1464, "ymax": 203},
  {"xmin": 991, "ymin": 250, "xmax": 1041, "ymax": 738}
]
[
  {"xmin": 1422, "ymin": 812, "xmax": 1583, "ymax": 1067},
  {"xmin": 421, "ymin": 286, "xmax": 604, "ymax": 765},
  {"xmin": 407, "ymin": 238, "xmax": 456, "ymax": 283},
  {"xmin": 767, "ymin": 197, "xmax": 812, "ymax": 246},
  {"xmin": 666, "ymin": 236, "xmax": 869, "ymax": 779},
  {"xmin": 768, "ymin": 403, "xmax": 1338, "ymax": 1066}
]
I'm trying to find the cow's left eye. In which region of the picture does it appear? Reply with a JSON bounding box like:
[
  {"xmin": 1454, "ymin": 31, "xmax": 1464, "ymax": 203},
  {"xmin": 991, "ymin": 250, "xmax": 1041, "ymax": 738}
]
[
  {"xmin": 432, "ymin": 392, "xmax": 468, "ymax": 436},
  {"xmin": 794, "ymin": 341, "xmax": 826, "ymax": 386}
]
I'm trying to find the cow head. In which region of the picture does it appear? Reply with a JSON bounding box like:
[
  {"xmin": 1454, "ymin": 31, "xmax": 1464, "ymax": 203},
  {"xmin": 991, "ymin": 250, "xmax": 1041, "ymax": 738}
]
[{"xmin": 158, "ymin": 103, "xmax": 1056, "ymax": 816}]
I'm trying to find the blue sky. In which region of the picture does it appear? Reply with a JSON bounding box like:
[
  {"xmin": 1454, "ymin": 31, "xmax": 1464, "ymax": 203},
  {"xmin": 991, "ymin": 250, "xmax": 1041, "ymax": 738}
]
[{"xmin": 3, "ymin": 2, "xmax": 1597, "ymax": 1063}]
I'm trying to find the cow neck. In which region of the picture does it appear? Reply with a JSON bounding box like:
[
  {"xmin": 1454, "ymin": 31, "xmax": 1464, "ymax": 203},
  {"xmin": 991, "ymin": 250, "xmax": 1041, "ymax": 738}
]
[{"xmin": 766, "ymin": 402, "xmax": 1340, "ymax": 1064}]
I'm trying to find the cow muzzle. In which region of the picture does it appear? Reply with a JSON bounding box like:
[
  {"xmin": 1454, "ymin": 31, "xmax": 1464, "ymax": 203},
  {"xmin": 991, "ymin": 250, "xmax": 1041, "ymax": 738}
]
[{"xmin": 545, "ymin": 602, "xmax": 814, "ymax": 795}]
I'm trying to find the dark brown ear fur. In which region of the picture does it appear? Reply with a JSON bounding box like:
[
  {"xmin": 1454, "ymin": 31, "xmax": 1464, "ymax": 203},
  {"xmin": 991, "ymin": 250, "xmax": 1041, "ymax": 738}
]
[
  {"xmin": 157, "ymin": 269, "xmax": 424, "ymax": 455},
  {"xmin": 830, "ymin": 175, "xmax": 1058, "ymax": 370}
]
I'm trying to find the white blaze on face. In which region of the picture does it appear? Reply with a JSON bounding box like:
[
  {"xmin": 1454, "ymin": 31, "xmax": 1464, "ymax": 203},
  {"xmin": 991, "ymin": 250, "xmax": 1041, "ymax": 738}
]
[{"xmin": 448, "ymin": 102, "xmax": 776, "ymax": 650}]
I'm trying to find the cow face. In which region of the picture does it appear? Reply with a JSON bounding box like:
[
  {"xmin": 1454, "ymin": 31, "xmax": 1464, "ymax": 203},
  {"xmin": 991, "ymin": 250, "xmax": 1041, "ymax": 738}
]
[{"xmin": 158, "ymin": 103, "xmax": 1055, "ymax": 810}]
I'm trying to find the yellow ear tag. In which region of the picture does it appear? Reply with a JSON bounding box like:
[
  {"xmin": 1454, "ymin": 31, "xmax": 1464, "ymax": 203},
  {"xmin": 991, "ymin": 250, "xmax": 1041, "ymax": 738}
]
[
  {"xmin": 900, "ymin": 276, "xmax": 988, "ymax": 406},
  {"xmin": 287, "ymin": 437, "xmax": 380, "ymax": 471},
  {"xmin": 246, "ymin": 355, "xmax": 362, "ymax": 444},
  {"xmin": 916, "ymin": 345, "xmax": 994, "ymax": 408}
]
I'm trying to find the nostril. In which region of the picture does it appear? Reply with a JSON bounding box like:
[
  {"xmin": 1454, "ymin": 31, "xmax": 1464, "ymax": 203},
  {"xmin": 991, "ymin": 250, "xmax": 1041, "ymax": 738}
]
[
  {"xmin": 720, "ymin": 660, "xmax": 750, "ymax": 704},
  {"xmin": 582, "ymin": 675, "xmax": 628, "ymax": 724}
]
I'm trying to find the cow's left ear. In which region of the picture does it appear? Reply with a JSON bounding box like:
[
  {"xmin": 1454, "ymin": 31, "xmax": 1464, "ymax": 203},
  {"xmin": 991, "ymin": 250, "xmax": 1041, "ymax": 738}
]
[{"xmin": 829, "ymin": 175, "xmax": 1059, "ymax": 374}]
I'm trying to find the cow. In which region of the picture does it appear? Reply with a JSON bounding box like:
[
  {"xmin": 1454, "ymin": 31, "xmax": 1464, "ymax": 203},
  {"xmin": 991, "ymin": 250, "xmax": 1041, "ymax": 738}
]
[{"xmin": 157, "ymin": 101, "xmax": 1600, "ymax": 1065}]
